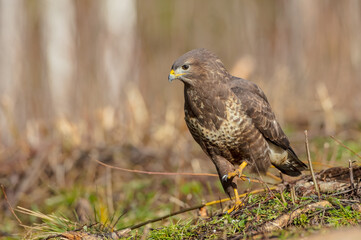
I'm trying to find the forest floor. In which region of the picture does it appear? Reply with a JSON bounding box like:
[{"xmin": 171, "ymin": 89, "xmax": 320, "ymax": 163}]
[
  {"xmin": 14, "ymin": 165, "xmax": 361, "ymax": 239},
  {"xmin": 1, "ymin": 118, "xmax": 361, "ymax": 239}
]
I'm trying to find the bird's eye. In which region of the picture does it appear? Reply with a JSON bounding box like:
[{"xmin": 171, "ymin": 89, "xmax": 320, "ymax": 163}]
[{"xmin": 182, "ymin": 65, "xmax": 189, "ymax": 70}]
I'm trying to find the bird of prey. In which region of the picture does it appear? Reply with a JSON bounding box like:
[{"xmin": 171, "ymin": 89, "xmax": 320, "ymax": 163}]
[{"xmin": 168, "ymin": 48, "xmax": 307, "ymax": 210}]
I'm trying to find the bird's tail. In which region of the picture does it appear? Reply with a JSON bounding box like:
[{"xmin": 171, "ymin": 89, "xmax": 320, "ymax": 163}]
[{"xmin": 269, "ymin": 143, "xmax": 308, "ymax": 176}]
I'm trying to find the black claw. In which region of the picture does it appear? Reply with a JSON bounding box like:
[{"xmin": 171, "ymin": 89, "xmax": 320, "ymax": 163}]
[{"xmin": 222, "ymin": 175, "xmax": 228, "ymax": 182}]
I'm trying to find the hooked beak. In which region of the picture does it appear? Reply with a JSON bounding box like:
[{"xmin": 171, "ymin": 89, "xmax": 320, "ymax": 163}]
[{"xmin": 168, "ymin": 69, "xmax": 185, "ymax": 82}]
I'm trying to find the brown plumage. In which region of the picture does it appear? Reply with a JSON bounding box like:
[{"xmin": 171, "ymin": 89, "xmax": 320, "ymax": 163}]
[{"xmin": 169, "ymin": 48, "xmax": 307, "ymax": 199}]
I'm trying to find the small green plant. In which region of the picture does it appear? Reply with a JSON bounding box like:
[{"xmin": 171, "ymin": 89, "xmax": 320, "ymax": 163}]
[{"xmin": 294, "ymin": 213, "xmax": 309, "ymax": 226}]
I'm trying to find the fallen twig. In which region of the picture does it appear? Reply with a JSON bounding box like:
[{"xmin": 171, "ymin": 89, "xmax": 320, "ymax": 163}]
[
  {"xmin": 296, "ymin": 181, "xmax": 349, "ymax": 194},
  {"xmin": 330, "ymin": 185, "xmax": 361, "ymax": 196},
  {"xmin": 258, "ymin": 200, "xmax": 331, "ymax": 233}
]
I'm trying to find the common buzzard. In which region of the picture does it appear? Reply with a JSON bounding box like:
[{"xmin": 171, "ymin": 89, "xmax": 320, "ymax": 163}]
[{"xmin": 169, "ymin": 48, "xmax": 307, "ymax": 209}]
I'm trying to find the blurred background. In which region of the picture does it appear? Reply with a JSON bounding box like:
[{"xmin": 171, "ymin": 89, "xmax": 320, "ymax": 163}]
[{"xmin": 1, "ymin": 0, "xmax": 361, "ymax": 235}]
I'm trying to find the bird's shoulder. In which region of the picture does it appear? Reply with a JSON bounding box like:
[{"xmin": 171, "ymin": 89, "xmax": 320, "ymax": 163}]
[{"xmin": 228, "ymin": 77, "xmax": 269, "ymax": 104}]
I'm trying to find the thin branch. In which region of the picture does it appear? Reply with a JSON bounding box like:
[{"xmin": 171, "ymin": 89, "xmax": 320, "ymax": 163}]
[
  {"xmin": 96, "ymin": 159, "xmax": 218, "ymax": 177},
  {"xmin": 305, "ymin": 130, "xmax": 320, "ymax": 199},
  {"xmin": 330, "ymin": 185, "xmax": 361, "ymax": 196},
  {"xmin": 1, "ymin": 185, "xmax": 22, "ymax": 224},
  {"xmin": 331, "ymin": 136, "xmax": 361, "ymax": 160},
  {"xmin": 95, "ymin": 159, "xmax": 266, "ymax": 184},
  {"xmin": 290, "ymin": 186, "xmax": 296, "ymax": 204}
]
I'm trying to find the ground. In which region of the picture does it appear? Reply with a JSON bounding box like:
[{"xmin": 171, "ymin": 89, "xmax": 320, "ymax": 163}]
[{"xmin": 1, "ymin": 120, "xmax": 361, "ymax": 239}]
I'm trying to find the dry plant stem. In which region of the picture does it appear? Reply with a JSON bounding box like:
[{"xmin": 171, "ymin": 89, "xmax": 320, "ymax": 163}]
[
  {"xmin": 290, "ymin": 186, "xmax": 296, "ymax": 204},
  {"xmin": 96, "ymin": 159, "xmax": 264, "ymax": 184},
  {"xmin": 349, "ymin": 159, "xmax": 355, "ymax": 190},
  {"xmin": 304, "ymin": 130, "xmax": 321, "ymax": 199},
  {"xmin": 96, "ymin": 159, "xmax": 218, "ymax": 177},
  {"xmin": 280, "ymin": 190, "xmax": 286, "ymax": 205},
  {"xmin": 1, "ymin": 185, "xmax": 22, "ymax": 224},
  {"xmin": 259, "ymin": 200, "xmax": 331, "ymax": 232},
  {"xmin": 331, "ymin": 136, "xmax": 361, "ymax": 160},
  {"xmin": 330, "ymin": 185, "xmax": 361, "ymax": 196},
  {"xmin": 16, "ymin": 206, "xmax": 71, "ymax": 224}
]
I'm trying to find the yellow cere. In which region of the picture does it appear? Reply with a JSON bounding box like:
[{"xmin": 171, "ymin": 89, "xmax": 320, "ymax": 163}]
[{"xmin": 170, "ymin": 69, "xmax": 185, "ymax": 77}]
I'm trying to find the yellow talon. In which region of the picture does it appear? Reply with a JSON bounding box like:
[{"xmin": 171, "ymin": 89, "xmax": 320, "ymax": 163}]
[{"xmin": 227, "ymin": 162, "xmax": 248, "ymax": 180}]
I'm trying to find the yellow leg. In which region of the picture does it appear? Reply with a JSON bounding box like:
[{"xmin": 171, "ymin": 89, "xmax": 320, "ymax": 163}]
[
  {"xmin": 220, "ymin": 162, "xmax": 248, "ymax": 213},
  {"xmin": 227, "ymin": 162, "xmax": 248, "ymax": 180},
  {"xmin": 226, "ymin": 163, "xmax": 248, "ymax": 213},
  {"xmin": 234, "ymin": 188, "xmax": 240, "ymax": 203},
  {"xmin": 226, "ymin": 187, "xmax": 243, "ymax": 213}
]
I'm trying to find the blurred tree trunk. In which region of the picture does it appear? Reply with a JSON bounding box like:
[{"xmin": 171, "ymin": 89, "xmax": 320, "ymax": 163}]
[
  {"xmin": 42, "ymin": 0, "xmax": 76, "ymax": 118},
  {"xmin": 0, "ymin": 0, "xmax": 26, "ymax": 143},
  {"xmin": 0, "ymin": 0, "xmax": 137, "ymax": 144}
]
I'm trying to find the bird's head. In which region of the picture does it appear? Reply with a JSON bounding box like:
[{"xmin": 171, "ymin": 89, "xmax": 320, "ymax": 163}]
[{"xmin": 168, "ymin": 48, "xmax": 229, "ymax": 86}]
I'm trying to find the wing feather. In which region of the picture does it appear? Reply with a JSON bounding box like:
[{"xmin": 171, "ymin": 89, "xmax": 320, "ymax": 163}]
[
  {"xmin": 229, "ymin": 77, "xmax": 289, "ymax": 149},
  {"xmin": 230, "ymin": 77, "xmax": 307, "ymax": 174}
]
